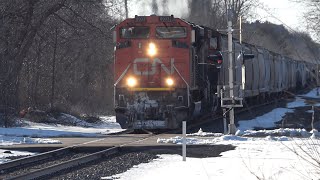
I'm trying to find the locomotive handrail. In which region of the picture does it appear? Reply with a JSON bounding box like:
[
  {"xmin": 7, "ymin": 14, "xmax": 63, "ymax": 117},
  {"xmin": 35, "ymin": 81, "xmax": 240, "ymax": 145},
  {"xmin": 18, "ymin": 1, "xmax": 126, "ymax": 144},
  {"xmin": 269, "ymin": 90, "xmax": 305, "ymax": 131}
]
[
  {"xmin": 114, "ymin": 63, "xmax": 131, "ymax": 87},
  {"xmin": 173, "ymin": 64, "xmax": 190, "ymax": 107}
]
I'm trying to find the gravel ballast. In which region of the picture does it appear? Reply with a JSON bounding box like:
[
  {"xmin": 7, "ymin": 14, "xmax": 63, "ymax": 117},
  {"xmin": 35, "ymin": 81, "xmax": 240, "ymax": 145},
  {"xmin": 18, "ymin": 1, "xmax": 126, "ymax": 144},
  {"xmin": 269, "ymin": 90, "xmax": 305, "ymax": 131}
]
[{"xmin": 48, "ymin": 145, "xmax": 235, "ymax": 180}]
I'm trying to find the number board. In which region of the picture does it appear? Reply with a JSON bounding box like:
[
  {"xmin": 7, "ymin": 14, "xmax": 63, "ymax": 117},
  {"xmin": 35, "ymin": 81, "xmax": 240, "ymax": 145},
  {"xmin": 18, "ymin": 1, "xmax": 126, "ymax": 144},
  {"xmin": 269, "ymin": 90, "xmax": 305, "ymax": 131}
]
[
  {"xmin": 135, "ymin": 16, "xmax": 146, "ymax": 22},
  {"xmin": 159, "ymin": 16, "xmax": 174, "ymax": 22}
]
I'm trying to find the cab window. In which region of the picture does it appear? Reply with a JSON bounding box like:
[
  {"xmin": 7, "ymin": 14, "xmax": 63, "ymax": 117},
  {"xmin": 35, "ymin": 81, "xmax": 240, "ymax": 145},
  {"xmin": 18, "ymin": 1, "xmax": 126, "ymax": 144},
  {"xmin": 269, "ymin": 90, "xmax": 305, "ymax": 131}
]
[
  {"xmin": 120, "ymin": 27, "xmax": 150, "ymax": 39},
  {"xmin": 156, "ymin": 27, "xmax": 187, "ymax": 38}
]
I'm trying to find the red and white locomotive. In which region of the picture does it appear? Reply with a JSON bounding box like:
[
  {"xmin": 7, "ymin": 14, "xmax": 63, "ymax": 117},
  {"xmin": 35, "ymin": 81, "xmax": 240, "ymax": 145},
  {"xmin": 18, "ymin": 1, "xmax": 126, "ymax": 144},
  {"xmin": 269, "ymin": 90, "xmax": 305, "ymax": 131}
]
[{"xmin": 113, "ymin": 15, "xmax": 315, "ymax": 129}]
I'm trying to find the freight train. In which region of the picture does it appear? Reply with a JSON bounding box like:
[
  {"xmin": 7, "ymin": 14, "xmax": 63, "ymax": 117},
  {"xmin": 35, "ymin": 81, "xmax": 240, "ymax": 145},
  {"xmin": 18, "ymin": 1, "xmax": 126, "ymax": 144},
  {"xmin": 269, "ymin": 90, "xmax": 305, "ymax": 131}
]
[{"xmin": 113, "ymin": 15, "xmax": 317, "ymax": 129}]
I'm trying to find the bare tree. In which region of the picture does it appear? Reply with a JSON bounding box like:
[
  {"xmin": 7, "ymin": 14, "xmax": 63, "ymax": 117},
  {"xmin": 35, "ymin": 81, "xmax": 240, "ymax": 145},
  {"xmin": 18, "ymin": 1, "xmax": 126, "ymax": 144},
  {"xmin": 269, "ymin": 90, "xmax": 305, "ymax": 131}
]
[
  {"xmin": 224, "ymin": 0, "xmax": 258, "ymax": 25},
  {"xmin": 0, "ymin": 0, "xmax": 66, "ymax": 111},
  {"xmin": 0, "ymin": 0, "xmax": 117, "ymax": 124},
  {"xmin": 294, "ymin": 0, "xmax": 320, "ymax": 40},
  {"xmin": 187, "ymin": 0, "xmax": 258, "ymax": 29}
]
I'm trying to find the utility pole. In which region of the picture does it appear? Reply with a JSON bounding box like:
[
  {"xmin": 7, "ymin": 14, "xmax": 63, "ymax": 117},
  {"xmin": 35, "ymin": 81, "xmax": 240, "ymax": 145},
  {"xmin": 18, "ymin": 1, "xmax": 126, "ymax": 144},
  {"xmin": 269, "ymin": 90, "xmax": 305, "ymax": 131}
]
[{"xmin": 227, "ymin": 9, "xmax": 236, "ymax": 134}]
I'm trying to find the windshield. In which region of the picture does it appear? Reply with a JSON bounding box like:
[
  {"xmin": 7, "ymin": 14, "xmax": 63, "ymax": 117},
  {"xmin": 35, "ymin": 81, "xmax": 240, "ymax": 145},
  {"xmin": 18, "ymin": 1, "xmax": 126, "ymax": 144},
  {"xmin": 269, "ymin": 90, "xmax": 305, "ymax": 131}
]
[
  {"xmin": 156, "ymin": 27, "xmax": 187, "ymax": 38},
  {"xmin": 120, "ymin": 27, "xmax": 150, "ymax": 39}
]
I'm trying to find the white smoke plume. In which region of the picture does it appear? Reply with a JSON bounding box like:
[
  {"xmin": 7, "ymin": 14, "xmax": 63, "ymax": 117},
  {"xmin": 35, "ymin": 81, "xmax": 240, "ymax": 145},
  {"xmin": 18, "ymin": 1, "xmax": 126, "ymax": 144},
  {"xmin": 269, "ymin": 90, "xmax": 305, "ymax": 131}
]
[{"xmin": 129, "ymin": 0, "xmax": 189, "ymax": 18}]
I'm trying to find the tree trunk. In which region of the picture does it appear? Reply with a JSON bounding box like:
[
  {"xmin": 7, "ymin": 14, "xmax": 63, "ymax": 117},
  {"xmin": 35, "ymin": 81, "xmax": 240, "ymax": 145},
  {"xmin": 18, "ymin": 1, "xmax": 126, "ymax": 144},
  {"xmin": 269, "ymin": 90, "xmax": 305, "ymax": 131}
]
[
  {"xmin": 50, "ymin": 28, "xmax": 58, "ymax": 110},
  {"xmin": 0, "ymin": 1, "xmax": 65, "ymax": 110}
]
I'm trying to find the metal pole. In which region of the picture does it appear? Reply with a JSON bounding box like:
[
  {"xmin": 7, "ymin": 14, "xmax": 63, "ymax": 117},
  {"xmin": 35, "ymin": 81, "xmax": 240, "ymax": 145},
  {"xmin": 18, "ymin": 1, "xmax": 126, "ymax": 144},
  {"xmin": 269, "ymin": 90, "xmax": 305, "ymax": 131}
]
[
  {"xmin": 312, "ymin": 106, "xmax": 315, "ymax": 130},
  {"xmin": 239, "ymin": 16, "xmax": 242, "ymax": 44},
  {"xmin": 227, "ymin": 14, "xmax": 236, "ymax": 134},
  {"xmin": 317, "ymin": 64, "xmax": 319, "ymax": 96},
  {"xmin": 182, "ymin": 121, "xmax": 186, "ymax": 161},
  {"xmin": 242, "ymin": 65, "xmax": 245, "ymax": 90},
  {"xmin": 223, "ymin": 108, "xmax": 227, "ymax": 134}
]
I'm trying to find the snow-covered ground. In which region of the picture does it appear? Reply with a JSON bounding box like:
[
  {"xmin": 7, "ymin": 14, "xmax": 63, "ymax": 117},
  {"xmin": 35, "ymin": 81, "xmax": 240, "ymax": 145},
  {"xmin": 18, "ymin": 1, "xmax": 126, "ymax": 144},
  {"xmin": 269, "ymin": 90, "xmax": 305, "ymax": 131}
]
[
  {"xmin": 0, "ymin": 115, "xmax": 124, "ymax": 163},
  {"xmin": 103, "ymin": 88, "xmax": 320, "ymax": 180},
  {"xmin": 0, "ymin": 149, "xmax": 36, "ymax": 164},
  {"xmin": 0, "ymin": 116, "xmax": 123, "ymax": 139},
  {"xmin": 105, "ymin": 137, "xmax": 320, "ymax": 180}
]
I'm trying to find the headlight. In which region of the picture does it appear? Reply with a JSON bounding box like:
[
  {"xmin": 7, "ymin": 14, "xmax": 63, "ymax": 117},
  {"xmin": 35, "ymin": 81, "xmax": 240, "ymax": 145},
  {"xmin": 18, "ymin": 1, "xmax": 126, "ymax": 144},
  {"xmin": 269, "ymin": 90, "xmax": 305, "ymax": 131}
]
[
  {"xmin": 147, "ymin": 42, "xmax": 157, "ymax": 56},
  {"xmin": 166, "ymin": 78, "xmax": 174, "ymax": 86},
  {"xmin": 127, "ymin": 77, "xmax": 137, "ymax": 87}
]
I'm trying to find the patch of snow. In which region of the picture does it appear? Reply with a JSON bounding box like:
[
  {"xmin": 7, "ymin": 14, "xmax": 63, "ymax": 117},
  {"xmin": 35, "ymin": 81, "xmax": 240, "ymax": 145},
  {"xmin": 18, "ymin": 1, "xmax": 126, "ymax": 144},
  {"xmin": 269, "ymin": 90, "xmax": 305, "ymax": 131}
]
[
  {"xmin": 158, "ymin": 128, "xmax": 319, "ymax": 146},
  {"xmin": 157, "ymin": 136, "xmax": 214, "ymax": 145},
  {"xmin": 0, "ymin": 149, "xmax": 36, "ymax": 164},
  {"xmin": 265, "ymin": 135, "xmax": 289, "ymax": 141},
  {"xmin": 238, "ymin": 108, "xmax": 293, "ymax": 131},
  {"xmin": 187, "ymin": 128, "xmax": 223, "ymax": 137},
  {"xmin": 0, "ymin": 135, "xmax": 61, "ymax": 146},
  {"xmin": 300, "ymin": 88, "xmax": 320, "ymax": 98},
  {"xmin": 287, "ymin": 97, "xmax": 306, "ymax": 108},
  {"xmin": 219, "ymin": 135, "xmax": 248, "ymax": 141},
  {"xmin": 242, "ymin": 128, "xmax": 310, "ymax": 137},
  {"xmin": 92, "ymin": 116, "xmax": 122, "ymax": 129}
]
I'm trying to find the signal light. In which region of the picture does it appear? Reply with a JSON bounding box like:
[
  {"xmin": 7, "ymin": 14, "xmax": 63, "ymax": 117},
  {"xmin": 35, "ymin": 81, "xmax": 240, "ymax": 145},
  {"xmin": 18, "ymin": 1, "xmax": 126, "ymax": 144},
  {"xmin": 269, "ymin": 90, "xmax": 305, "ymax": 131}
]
[{"xmin": 207, "ymin": 51, "xmax": 223, "ymax": 68}]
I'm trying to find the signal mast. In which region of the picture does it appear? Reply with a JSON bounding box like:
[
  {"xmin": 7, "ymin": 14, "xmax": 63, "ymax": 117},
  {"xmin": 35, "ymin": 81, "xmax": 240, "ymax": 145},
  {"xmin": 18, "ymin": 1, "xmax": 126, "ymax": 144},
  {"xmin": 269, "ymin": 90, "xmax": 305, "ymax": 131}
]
[{"xmin": 220, "ymin": 6, "xmax": 254, "ymax": 134}]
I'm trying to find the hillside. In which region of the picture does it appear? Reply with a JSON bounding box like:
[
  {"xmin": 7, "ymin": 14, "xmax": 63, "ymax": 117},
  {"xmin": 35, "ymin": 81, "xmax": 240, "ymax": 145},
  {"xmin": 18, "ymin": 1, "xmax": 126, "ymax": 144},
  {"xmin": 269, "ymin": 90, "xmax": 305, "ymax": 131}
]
[{"xmin": 242, "ymin": 21, "xmax": 320, "ymax": 64}]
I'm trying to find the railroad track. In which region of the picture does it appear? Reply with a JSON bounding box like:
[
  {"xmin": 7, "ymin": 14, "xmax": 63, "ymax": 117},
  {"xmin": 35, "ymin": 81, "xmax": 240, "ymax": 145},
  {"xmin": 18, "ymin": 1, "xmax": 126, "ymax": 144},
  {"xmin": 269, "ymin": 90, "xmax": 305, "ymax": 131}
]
[{"xmin": 0, "ymin": 131, "xmax": 158, "ymax": 180}]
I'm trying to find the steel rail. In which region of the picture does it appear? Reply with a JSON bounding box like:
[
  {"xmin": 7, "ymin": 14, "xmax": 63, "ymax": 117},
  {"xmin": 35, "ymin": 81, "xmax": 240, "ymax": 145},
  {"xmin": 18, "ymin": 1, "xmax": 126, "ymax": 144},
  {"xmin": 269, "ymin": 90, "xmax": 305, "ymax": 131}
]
[
  {"xmin": 0, "ymin": 146, "xmax": 73, "ymax": 173},
  {"xmin": 7, "ymin": 147, "xmax": 120, "ymax": 180}
]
